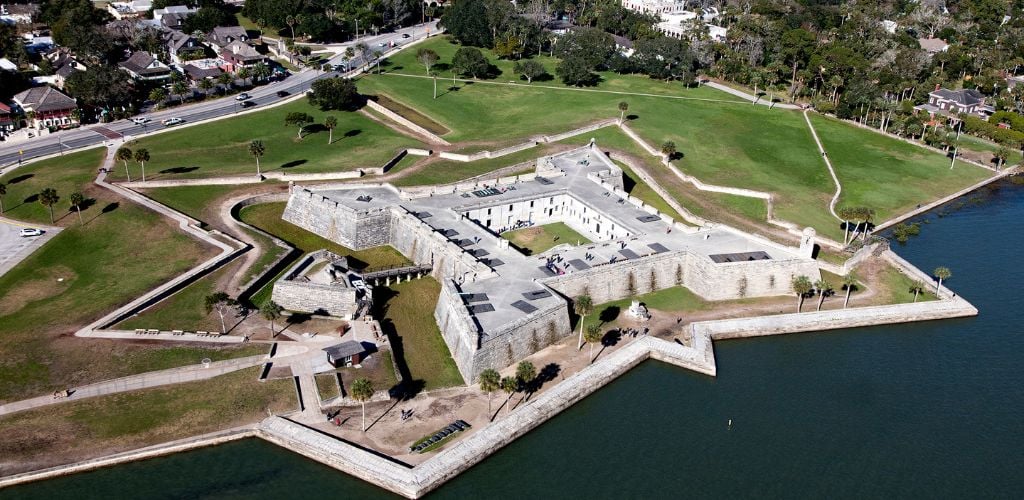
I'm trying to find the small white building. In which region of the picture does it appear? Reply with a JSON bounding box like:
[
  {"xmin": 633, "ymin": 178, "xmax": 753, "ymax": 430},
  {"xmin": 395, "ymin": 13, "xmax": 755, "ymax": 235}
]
[{"xmin": 107, "ymin": 0, "xmax": 153, "ymax": 20}]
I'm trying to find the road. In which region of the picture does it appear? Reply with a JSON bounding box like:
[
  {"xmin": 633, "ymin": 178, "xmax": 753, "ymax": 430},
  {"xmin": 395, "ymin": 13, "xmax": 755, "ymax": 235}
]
[
  {"xmin": 0, "ymin": 21, "xmax": 439, "ymax": 169},
  {"xmin": 0, "ymin": 217, "xmax": 60, "ymax": 278}
]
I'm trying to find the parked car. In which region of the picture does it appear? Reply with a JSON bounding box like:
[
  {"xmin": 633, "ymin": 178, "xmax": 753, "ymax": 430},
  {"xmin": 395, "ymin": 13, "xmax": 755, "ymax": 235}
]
[
  {"xmin": 241, "ymin": 101, "xmax": 255, "ymax": 108},
  {"xmin": 20, "ymin": 228, "xmax": 43, "ymax": 237},
  {"xmin": 235, "ymin": 92, "xmax": 250, "ymax": 101},
  {"xmin": 131, "ymin": 116, "xmax": 150, "ymax": 125},
  {"xmin": 161, "ymin": 117, "xmax": 183, "ymax": 126},
  {"xmin": 275, "ymin": 90, "xmax": 290, "ymax": 97}
]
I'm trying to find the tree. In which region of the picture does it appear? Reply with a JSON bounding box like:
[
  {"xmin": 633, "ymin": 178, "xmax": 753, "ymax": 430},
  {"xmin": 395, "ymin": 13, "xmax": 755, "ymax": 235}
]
[
  {"xmin": 249, "ymin": 140, "xmax": 265, "ymax": 176},
  {"xmin": 252, "ymin": 62, "xmax": 272, "ymax": 83},
  {"xmin": 38, "ymin": 188, "xmax": 59, "ymax": 224},
  {"xmin": 909, "ymin": 282, "xmax": 926, "ymax": 303},
  {"xmin": 792, "ymin": 275, "xmax": 813, "ymax": 312},
  {"xmin": 618, "ymin": 101, "xmax": 629, "ymax": 124},
  {"xmin": 148, "ymin": 87, "xmax": 167, "ymax": 106},
  {"xmin": 116, "ymin": 146, "xmax": 133, "ymax": 182},
  {"xmin": 204, "ymin": 291, "xmax": 237, "ymax": 334},
  {"xmin": 350, "ymin": 378, "xmax": 374, "ymax": 431},
  {"xmin": 217, "ymin": 72, "xmax": 234, "ymax": 93},
  {"xmin": 133, "ymin": 148, "xmax": 150, "ymax": 183},
  {"xmin": 285, "ymin": 14, "xmax": 297, "ymax": 40},
  {"xmin": 440, "ymin": 0, "xmax": 492, "ymax": 47},
  {"xmin": 308, "ymin": 77, "xmax": 363, "ymax": 111},
  {"xmin": 556, "ymin": 54, "xmax": 598, "ymax": 86},
  {"xmin": 261, "ymin": 300, "xmax": 282, "ymax": 336},
  {"xmin": 933, "ymin": 267, "xmax": 952, "ymax": 295},
  {"xmin": 995, "ymin": 146, "xmax": 1011, "ymax": 169},
  {"xmin": 324, "ymin": 115, "xmax": 338, "ymax": 144},
  {"xmin": 573, "ymin": 294, "xmax": 593, "ymax": 350},
  {"xmin": 197, "ymin": 77, "xmax": 214, "ymax": 96},
  {"xmin": 237, "ymin": 67, "xmax": 252, "ymax": 87},
  {"xmin": 171, "ymin": 81, "xmax": 189, "ymax": 104},
  {"xmin": 0, "ymin": 183, "xmax": 6, "ymax": 213},
  {"xmin": 500, "ymin": 376, "xmax": 517, "ymax": 415},
  {"xmin": 416, "ymin": 48, "xmax": 439, "ymax": 75},
  {"xmin": 452, "ymin": 47, "xmax": 489, "ymax": 78},
  {"xmin": 837, "ymin": 206, "xmax": 854, "ymax": 245},
  {"xmin": 515, "ymin": 361, "xmax": 536, "ymax": 394},
  {"xmin": 814, "ymin": 278, "xmax": 832, "ymax": 311},
  {"xmin": 584, "ymin": 324, "xmax": 603, "ymax": 363},
  {"xmin": 284, "ymin": 112, "xmax": 314, "ymax": 139},
  {"xmin": 69, "ymin": 191, "xmax": 84, "ymax": 224},
  {"xmin": 842, "ymin": 275, "xmax": 857, "ymax": 308},
  {"xmin": 661, "ymin": 141, "xmax": 677, "ymax": 161},
  {"xmin": 512, "ymin": 59, "xmax": 546, "ymax": 83},
  {"xmin": 478, "ymin": 368, "xmax": 500, "ymax": 415}
]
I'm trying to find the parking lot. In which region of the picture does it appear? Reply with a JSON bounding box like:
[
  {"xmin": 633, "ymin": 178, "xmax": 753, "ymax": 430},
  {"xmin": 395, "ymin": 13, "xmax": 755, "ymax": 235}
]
[{"xmin": 0, "ymin": 219, "xmax": 59, "ymax": 278}]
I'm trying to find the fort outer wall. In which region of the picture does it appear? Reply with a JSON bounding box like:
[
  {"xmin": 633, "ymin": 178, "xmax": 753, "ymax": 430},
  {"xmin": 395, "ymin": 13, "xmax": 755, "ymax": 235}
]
[
  {"xmin": 435, "ymin": 279, "xmax": 572, "ymax": 384},
  {"xmin": 541, "ymin": 250, "xmax": 821, "ymax": 304},
  {"xmin": 270, "ymin": 253, "xmax": 358, "ymax": 319},
  {"xmin": 282, "ymin": 188, "xmax": 393, "ymax": 250}
]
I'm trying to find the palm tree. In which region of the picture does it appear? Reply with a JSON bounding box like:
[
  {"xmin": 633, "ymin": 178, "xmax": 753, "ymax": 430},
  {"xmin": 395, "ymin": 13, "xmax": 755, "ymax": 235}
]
[
  {"xmin": 478, "ymin": 368, "xmax": 500, "ymax": 415},
  {"xmin": 661, "ymin": 141, "xmax": 676, "ymax": 161},
  {"xmin": 249, "ymin": 140, "xmax": 265, "ymax": 176},
  {"xmin": 995, "ymin": 146, "xmax": 1011, "ymax": 169},
  {"xmin": 909, "ymin": 282, "xmax": 925, "ymax": 302},
  {"xmin": 285, "ymin": 14, "xmax": 297, "ymax": 39},
  {"xmin": 252, "ymin": 62, "xmax": 271, "ymax": 83},
  {"xmin": 0, "ymin": 182, "xmax": 6, "ymax": 213},
  {"xmin": 217, "ymin": 72, "xmax": 234, "ymax": 93},
  {"xmin": 237, "ymin": 67, "xmax": 252, "ymax": 88},
  {"xmin": 133, "ymin": 149, "xmax": 150, "ymax": 183},
  {"xmin": 324, "ymin": 115, "xmax": 338, "ymax": 144},
  {"xmin": 791, "ymin": 275, "xmax": 813, "ymax": 312},
  {"xmin": 618, "ymin": 101, "xmax": 628, "ymax": 124},
  {"xmin": 573, "ymin": 294, "xmax": 593, "ymax": 350},
  {"xmin": 148, "ymin": 87, "xmax": 167, "ymax": 107},
  {"xmin": 355, "ymin": 42, "xmax": 369, "ymax": 69},
  {"xmin": 933, "ymin": 267, "xmax": 952, "ymax": 295},
  {"xmin": 859, "ymin": 207, "xmax": 876, "ymax": 242},
  {"xmin": 204, "ymin": 291, "xmax": 237, "ymax": 334},
  {"xmin": 261, "ymin": 300, "xmax": 282, "ymax": 336},
  {"xmin": 38, "ymin": 188, "xmax": 59, "ymax": 224},
  {"xmin": 837, "ymin": 206, "xmax": 854, "ymax": 245},
  {"xmin": 116, "ymin": 146, "xmax": 133, "ymax": 182},
  {"xmin": 515, "ymin": 361, "xmax": 536, "ymax": 395},
  {"xmin": 842, "ymin": 275, "xmax": 857, "ymax": 308},
  {"xmin": 350, "ymin": 378, "xmax": 374, "ymax": 431},
  {"xmin": 814, "ymin": 278, "xmax": 832, "ymax": 311},
  {"xmin": 171, "ymin": 81, "xmax": 189, "ymax": 104},
  {"xmin": 584, "ymin": 324, "xmax": 603, "ymax": 363},
  {"xmin": 500, "ymin": 376, "xmax": 517, "ymax": 415},
  {"xmin": 69, "ymin": 191, "xmax": 84, "ymax": 224},
  {"xmin": 197, "ymin": 77, "xmax": 214, "ymax": 96}
]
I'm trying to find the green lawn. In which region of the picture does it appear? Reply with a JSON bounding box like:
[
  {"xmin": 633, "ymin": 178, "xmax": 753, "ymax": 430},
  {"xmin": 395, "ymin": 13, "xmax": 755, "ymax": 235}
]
[
  {"xmin": 594, "ymin": 286, "xmax": 711, "ymax": 324},
  {"xmin": 957, "ymin": 133, "xmax": 1023, "ymax": 165},
  {"xmin": 810, "ymin": 114, "xmax": 992, "ymax": 228},
  {"xmin": 371, "ymin": 278, "xmax": 463, "ymax": 390},
  {"xmin": 392, "ymin": 144, "xmax": 558, "ymax": 187},
  {"xmin": 117, "ymin": 263, "xmax": 236, "ymax": 333},
  {"xmin": 140, "ymin": 184, "xmax": 248, "ymax": 225},
  {"xmin": 0, "ymin": 152, "xmax": 230, "ymax": 402},
  {"xmin": 108, "ymin": 100, "xmax": 424, "ymax": 181},
  {"xmin": 0, "ymin": 149, "xmax": 105, "ymax": 225},
  {"xmin": 503, "ymin": 222, "xmax": 592, "ymax": 255}
]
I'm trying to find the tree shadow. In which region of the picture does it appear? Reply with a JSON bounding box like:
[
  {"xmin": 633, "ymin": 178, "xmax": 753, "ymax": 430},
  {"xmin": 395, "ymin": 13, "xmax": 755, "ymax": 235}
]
[
  {"xmin": 158, "ymin": 166, "xmax": 199, "ymax": 175},
  {"xmin": 68, "ymin": 198, "xmax": 97, "ymax": 214},
  {"xmin": 7, "ymin": 173, "xmax": 33, "ymax": 184},
  {"xmin": 626, "ymin": 114, "xmax": 639, "ymax": 121},
  {"xmin": 667, "ymin": 152, "xmax": 684, "ymax": 161},
  {"xmin": 23, "ymin": 193, "xmax": 38, "ymax": 204},
  {"xmin": 601, "ymin": 329, "xmax": 622, "ymax": 347},
  {"xmin": 305, "ymin": 123, "xmax": 327, "ymax": 134},
  {"xmin": 344, "ymin": 129, "xmax": 362, "ymax": 138},
  {"xmin": 434, "ymin": 63, "xmax": 451, "ymax": 73},
  {"xmin": 278, "ymin": 159, "xmax": 308, "ymax": 169},
  {"xmin": 598, "ymin": 305, "xmax": 620, "ymax": 324},
  {"xmin": 87, "ymin": 201, "xmax": 119, "ymax": 224}
]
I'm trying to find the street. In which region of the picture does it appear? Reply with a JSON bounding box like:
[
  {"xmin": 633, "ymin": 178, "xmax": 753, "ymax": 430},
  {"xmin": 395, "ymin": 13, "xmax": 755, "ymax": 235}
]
[{"xmin": 0, "ymin": 21, "xmax": 439, "ymax": 169}]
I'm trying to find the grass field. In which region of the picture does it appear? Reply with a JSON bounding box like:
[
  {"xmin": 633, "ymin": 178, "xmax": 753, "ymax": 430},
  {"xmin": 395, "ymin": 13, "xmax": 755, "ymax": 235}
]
[
  {"xmin": 107, "ymin": 100, "xmax": 423, "ymax": 181},
  {"xmin": 117, "ymin": 262, "xmax": 238, "ymax": 333},
  {"xmin": 0, "ymin": 153, "xmax": 227, "ymax": 402},
  {"xmin": 371, "ymin": 278, "xmax": 463, "ymax": 391},
  {"xmin": 392, "ymin": 144, "xmax": 559, "ymax": 186},
  {"xmin": 0, "ymin": 367, "xmax": 294, "ymax": 474},
  {"xmin": 503, "ymin": 222, "xmax": 592, "ymax": 255},
  {"xmin": 0, "ymin": 149, "xmax": 106, "ymax": 225}
]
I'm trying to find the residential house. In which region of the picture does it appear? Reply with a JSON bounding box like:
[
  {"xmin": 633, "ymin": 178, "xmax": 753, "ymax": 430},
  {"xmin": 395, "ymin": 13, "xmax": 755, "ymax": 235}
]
[
  {"xmin": 207, "ymin": 26, "xmax": 248, "ymax": 49},
  {"xmin": 323, "ymin": 341, "xmax": 366, "ymax": 367},
  {"xmin": 119, "ymin": 51, "xmax": 172, "ymax": 81},
  {"xmin": 918, "ymin": 37, "xmax": 949, "ymax": 55},
  {"xmin": 621, "ymin": 0, "xmax": 687, "ymax": 15},
  {"xmin": 0, "ymin": 102, "xmax": 16, "ymax": 136},
  {"xmin": 44, "ymin": 49, "xmax": 86, "ymax": 89},
  {"xmin": 153, "ymin": 5, "xmax": 197, "ymax": 20},
  {"xmin": 164, "ymin": 30, "xmax": 205, "ymax": 63},
  {"xmin": 160, "ymin": 12, "xmax": 188, "ymax": 31},
  {"xmin": 0, "ymin": 3, "xmax": 39, "ymax": 25},
  {"xmin": 53, "ymin": 62, "xmax": 81, "ymax": 89},
  {"xmin": 12, "ymin": 86, "xmax": 78, "ymax": 129},
  {"xmin": 220, "ymin": 40, "xmax": 265, "ymax": 72},
  {"xmin": 183, "ymin": 62, "xmax": 223, "ymax": 82},
  {"xmin": 915, "ymin": 86, "xmax": 992, "ymax": 119},
  {"xmin": 612, "ymin": 34, "xmax": 634, "ymax": 57},
  {"xmin": 106, "ymin": 0, "xmax": 152, "ymax": 20}
]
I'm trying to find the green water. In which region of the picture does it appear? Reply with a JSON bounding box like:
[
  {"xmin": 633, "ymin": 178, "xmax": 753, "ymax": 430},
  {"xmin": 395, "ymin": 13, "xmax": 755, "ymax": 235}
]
[{"xmin": 4, "ymin": 182, "xmax": 1024, "ymax": 499}]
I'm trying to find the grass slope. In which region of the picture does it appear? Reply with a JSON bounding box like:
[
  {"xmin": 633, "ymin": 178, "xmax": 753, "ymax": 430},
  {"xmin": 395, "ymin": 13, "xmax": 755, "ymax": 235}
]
[
  {"xmin": 109, "ymin": 100, "xmax": 423, "ymax": 181},
  {"xmin": 503, "ymin": 222, "xmax": 592, "ymax": 255}
]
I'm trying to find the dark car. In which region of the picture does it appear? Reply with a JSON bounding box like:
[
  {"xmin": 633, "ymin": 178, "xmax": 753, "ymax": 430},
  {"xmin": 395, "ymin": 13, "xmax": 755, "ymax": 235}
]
[
  {"xmin": 241, "ymin": 101, "xmax": 256, "ymax": 108},
  {"xmin": 276, "ymin": 90, "xmax": 290, "ymax": 97}
]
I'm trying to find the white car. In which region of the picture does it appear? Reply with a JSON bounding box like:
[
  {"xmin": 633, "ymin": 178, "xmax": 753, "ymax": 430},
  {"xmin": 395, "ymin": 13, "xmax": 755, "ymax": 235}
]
[
  {"xmin": 235, "ymin": 92, "xmax": 250, "ymax": 101},
  {"xmin": 19, "ymin": 228, "xmax": 43, "ymax": 237},
  {"xmin": 131, "ymin": 116, "xmax": 150, "ymax": 125},
  {"xmin": 161, "ymin": 117, "xmax": 184, "ymax": 126}
]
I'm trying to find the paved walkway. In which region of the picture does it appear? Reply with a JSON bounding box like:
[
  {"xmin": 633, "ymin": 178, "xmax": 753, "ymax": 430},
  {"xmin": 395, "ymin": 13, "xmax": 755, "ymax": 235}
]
[
  {"xmin": 702, "ymin": 81, "xmax": 802, "ymax": 109},
  {"xmin": 0, "ymin": 355, "xmax": 268, "ymax": 416},
  {"xmin": 802, "ymin": 109, "xmax": 843, "ymax": 221}
]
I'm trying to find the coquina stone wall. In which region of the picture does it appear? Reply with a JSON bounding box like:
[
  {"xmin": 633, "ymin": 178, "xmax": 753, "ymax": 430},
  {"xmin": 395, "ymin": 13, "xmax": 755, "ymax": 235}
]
[
  {"xmin": 270, "ymin": 252, "xmax": 358, "ymax": 318},
  {"xmin": 282, "ymin": 188, "xmax": 393, "ymax": 250},
  {"xmin": 390, "ymin": 209, "xmax": 495, "ymax": 281},
  {"xmin": 459, "ymin": 192, "xmax": 633, "ymax": 242}
]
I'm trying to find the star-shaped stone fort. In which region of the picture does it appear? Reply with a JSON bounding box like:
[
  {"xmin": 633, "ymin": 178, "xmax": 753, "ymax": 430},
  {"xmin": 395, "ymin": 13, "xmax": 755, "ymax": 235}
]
[{"xmin": 279, "ymin": 141, "xmax": 822, "ymax": 381}]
